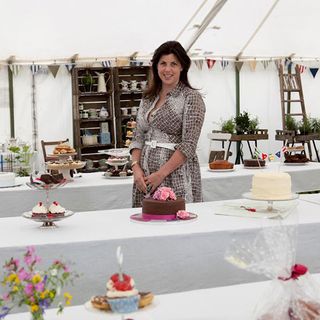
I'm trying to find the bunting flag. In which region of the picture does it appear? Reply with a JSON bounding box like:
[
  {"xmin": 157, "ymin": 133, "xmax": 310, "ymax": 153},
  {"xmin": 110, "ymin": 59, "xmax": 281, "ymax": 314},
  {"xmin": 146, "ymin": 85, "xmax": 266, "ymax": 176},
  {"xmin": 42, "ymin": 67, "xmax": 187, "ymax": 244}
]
[
  {"xmin": 30, "ymin": 64, "xmax": 41, "ymax": 75},
  {"xmin": 254, "ymin": 147, "xmax": 262, "ymax": 159},
  {"xmin": 220, "ymin": 59, "xmax": 229, "ymax": 70},
  {"xmin": 275, "ymin": 151, "xmax": 281, "ymax": 158},
  {"xmin": 309, "ymin": 67, "xmax": 319, "ymax": 78},
  {"xmin": 281, "ymin": 146, "xmax": 287, "ymax": 153},
  {"xmin": 262, "ymin": 60, "xmax": 269, "ymax": 70},
  {"xmin": 235, "ymin": 61, "xmax": 244, "ymax": 72},
  {"xmin": 65, "ymin": 63, "xmax": 75, "ymax": 73},
  {"xmin": 102, "ymin": 60, "xmax": 112, "ymax": 68},
  {"xmin": 48, "ymin": 65, "xmax": 60, "ymax": 78},
  {"xmin": 206, "ymin": 59, "xmax": 216, "ymax": 69},
  {"xmin": 268, "ymin": 153, "xmax": 275, "ymax": 161},
  {"xmin": 9, "ymin": 64, "xmax": 21, "ymax": 76},
  {"xmin": 194, "ymin": 60, "xmax": 203, "ymax": 70},
  {"xmin": 261, "ymin": 153, "xmax": 268, "ymax": 160},
  {"xmin": 249, "ymin": 60, "xmax": 257, "ymax": 72},
  {"xmin": 297, "ymin": 64, "xmax": 306, "ymax": 73},
  {"xmin": 285, "ymin": 58, "xmax": 293, "ymax": 70},
  {"xmin": 116, "ymin": 57, "xmax": 130, "ymax": 67},
  {"xmin": 274, "ymin": 59, "xmax": 282, "ymax": 70}
]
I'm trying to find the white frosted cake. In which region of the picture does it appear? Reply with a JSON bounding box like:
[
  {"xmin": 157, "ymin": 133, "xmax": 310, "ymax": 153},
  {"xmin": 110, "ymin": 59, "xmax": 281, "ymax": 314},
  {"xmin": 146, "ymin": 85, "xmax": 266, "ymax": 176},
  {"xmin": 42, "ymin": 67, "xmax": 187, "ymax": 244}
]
[
  {"xmin": 0, "ymin": 172, "xmax": 15, "ymax": 187},
  {"xmin": 251, "ymin": 172, "xmax": 292, "ymax": 200}
]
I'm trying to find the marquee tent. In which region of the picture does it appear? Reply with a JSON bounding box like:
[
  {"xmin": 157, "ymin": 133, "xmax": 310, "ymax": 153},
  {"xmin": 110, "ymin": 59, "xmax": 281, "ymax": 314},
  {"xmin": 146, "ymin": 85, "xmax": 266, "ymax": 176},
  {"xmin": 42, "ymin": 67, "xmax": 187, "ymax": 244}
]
[{"xmin": 1, "ymin": 0, "xmax": 320, "ymax": 164}]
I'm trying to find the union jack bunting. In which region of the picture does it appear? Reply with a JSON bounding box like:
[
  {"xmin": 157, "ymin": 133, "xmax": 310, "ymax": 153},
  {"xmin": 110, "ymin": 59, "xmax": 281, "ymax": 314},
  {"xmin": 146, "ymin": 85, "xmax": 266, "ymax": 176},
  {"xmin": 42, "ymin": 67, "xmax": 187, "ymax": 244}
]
[
  {"xmin": 102, "ymin": 60, "xmax": 111, "ymax": 68},
  {"xmin": 30, "ymin": 64, "xmax": 41, "ymax": 75}
]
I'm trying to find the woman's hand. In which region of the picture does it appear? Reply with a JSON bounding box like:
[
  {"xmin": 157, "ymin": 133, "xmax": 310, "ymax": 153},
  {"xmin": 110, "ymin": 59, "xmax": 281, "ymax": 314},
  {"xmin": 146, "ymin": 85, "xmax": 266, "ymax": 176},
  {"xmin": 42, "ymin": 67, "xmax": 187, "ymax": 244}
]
[
  {"xmin": 133, "ymin": 165, "xmax": 147, "ymax": 194},
  {"xmin": 145, "ymin": 171, "xmax": 166, "ymax": 193}
]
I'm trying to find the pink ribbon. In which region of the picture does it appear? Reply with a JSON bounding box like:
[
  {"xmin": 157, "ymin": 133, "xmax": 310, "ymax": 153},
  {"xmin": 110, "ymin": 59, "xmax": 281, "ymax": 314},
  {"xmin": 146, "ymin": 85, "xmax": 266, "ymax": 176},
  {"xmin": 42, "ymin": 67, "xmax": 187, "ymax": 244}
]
[{"xmin": 142, "ymin": 213, "xmax": 176, "ymax": 221}]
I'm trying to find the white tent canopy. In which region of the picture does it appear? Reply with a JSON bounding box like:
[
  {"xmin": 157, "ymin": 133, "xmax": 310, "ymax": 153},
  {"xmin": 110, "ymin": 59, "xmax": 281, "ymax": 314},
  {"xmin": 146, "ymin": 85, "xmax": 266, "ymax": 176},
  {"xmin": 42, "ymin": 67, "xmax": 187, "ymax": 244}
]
[{"xmin": 1, "ymin": 0, "xmax": 320, "ymax": 166}]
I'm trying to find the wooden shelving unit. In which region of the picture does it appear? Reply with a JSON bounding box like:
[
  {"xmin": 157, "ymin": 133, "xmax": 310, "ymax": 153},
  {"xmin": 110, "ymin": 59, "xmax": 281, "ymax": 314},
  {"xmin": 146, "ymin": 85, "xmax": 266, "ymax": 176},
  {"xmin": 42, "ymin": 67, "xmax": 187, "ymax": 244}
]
[
  {"xmin": 72, "ymin": 67, "xmax": 115, "ymax": 171},
  {"xmin": 113, "ymin": 66, "xmax": 150, "ymax": 148}
]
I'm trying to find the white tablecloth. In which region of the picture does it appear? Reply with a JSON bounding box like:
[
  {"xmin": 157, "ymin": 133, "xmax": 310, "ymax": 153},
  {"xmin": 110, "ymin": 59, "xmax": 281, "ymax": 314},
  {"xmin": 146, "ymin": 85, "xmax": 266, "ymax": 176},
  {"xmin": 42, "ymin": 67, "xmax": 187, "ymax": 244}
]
[
  {"xmin": 5, "ymin": 273, "xmax": 320, "ymax": 320},
  {"xmin": 1, "ymin": 162, "xmax": 320, "ymax": 217},
  {"xmin": 1, "ymin": 199, "xmax": 320, "ymax": 306}
]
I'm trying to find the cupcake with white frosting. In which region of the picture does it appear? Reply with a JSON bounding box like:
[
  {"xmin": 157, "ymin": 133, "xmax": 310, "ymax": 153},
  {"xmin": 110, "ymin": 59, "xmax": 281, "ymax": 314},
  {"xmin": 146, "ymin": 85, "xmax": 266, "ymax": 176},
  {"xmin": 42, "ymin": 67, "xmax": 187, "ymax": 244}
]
[
  {"xmin": 48, "ymin": 201, "xmax": 65, "ymax": 217},
  {"xmin": 32, "ymin": 202, "xmax": 48, "ymax": 218}
]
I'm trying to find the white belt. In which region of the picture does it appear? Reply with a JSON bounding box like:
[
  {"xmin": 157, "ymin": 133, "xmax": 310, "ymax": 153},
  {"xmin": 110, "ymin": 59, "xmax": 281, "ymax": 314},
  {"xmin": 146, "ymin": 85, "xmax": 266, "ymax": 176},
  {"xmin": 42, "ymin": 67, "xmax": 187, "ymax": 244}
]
[{"xmin": 145, "ymin": 140, "xmax": 177, "ymax": 151}]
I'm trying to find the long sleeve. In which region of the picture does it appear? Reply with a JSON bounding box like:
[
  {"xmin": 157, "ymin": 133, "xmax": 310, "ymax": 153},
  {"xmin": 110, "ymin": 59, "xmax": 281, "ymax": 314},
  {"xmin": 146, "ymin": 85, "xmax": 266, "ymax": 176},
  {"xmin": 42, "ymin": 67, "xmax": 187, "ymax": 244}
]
[
  {"xmin": 129, "ymin": 100, "xmax": 146, "ymax": 152},
  {"xmin": 175, "ymin": 91, "xmax": 206, "ymax": 159}
]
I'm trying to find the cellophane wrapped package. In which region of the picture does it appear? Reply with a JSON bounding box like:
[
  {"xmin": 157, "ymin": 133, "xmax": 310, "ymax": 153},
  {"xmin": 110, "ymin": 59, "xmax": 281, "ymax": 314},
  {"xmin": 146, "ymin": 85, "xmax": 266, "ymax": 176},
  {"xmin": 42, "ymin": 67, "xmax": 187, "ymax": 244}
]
[{"xmin": 225, "ymin": 225, "xmax": 320, "ymax": 319}]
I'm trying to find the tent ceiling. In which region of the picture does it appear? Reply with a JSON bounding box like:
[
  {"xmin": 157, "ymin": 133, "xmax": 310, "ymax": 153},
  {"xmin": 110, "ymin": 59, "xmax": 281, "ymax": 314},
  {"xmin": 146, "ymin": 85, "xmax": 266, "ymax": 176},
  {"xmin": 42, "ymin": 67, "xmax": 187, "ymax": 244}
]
[{"xmin": 1, "ymin": 0, "xmax": 320, "ymax": 62}]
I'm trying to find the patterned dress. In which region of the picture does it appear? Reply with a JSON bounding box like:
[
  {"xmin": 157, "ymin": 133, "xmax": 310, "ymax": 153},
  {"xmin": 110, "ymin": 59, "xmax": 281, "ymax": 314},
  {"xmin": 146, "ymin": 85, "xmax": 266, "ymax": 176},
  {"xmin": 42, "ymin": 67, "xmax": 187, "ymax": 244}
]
[{"xmin": 129, "ymin": 82, "xmax": 206, "ymax": 207}]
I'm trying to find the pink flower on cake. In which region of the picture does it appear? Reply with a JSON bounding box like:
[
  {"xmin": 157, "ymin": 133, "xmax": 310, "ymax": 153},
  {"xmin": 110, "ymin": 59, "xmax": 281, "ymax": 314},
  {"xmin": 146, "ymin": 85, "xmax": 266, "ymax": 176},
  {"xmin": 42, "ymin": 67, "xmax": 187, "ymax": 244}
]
[
  {"xmin": 176, "ymin": 210, "xmax": 190, "ymax": 220},
  {"xmin": 152, "ymin": 187, "xmax": 177, "ymax": 201}
]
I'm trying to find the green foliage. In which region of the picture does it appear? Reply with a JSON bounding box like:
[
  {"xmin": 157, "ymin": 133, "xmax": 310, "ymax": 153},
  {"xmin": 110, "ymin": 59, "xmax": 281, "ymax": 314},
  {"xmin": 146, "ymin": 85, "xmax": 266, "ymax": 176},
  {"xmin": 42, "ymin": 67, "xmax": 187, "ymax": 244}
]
[
  {"xmin": 221, "ymin": 118, "xmax": 235, "ymax": 134},
  {"xmin": 311, "ymin": 118, "xmax": 320, "ymax": 134},
  {"xmin": 298, "ymin": 117, "xmax": 313, "ymax": 135},
  {"xmin": 234, "ymin": 111, "xmax": 251, "ymax": 134},
  {"xmin": 285, "ymin": 115, "xmax": 298, "ymax": 131},
  {"xmin": 248, "ymin": 116, "xmax": 259, "ymax": 133}
]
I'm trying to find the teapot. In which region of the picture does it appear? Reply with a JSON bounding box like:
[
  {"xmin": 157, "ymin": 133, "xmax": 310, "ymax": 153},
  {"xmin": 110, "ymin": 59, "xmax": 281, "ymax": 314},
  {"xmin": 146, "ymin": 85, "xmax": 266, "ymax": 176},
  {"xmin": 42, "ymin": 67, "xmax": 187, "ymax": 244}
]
[
  {"xmin": 130, "ymin": 80, "xmax": 138, "ymax": 91},
  {"xmin": 99, "ymin": 106, "xmax": 109, "ymax": 119},
  {"xmin": 95, "ymin": 72, "xmax": 110, "ymax": 93},
  {"xmin": 120, "ymin": 80, "xmax": 130, "ymax": 91}
]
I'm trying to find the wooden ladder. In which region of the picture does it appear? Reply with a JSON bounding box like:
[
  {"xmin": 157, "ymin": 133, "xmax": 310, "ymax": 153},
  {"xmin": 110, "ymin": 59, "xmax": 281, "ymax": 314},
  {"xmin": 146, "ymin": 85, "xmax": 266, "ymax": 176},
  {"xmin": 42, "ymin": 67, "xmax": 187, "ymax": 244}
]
[{"xmin": 279, "ymin": 64, "xmax": 306, "ymax": 129}]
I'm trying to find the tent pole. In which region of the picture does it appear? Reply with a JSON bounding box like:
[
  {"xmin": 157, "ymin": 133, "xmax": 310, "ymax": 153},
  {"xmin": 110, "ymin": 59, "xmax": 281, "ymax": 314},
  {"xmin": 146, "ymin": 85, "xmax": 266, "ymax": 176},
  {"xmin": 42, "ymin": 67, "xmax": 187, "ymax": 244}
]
[
  {"xmin": 236, "ymin": 0, "xmax": 280, "ymax": 59},
  {"xmin": 7, "ymin": 66, "xmax": 15, "ymax": 138},
  {"xmin": 185, "ymin": 0, "xmax": 228, "ymax": 53},
  {"xmin": 235, "ymin": 59, "xmax": 240, "ymax": 161}
]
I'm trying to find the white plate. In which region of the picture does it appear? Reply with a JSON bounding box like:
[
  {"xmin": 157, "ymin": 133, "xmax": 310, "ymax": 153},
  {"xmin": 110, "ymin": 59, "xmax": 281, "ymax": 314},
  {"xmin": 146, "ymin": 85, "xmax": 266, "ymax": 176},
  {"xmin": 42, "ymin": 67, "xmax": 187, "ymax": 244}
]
[
  {"xmin": 0, "ymin": 182, "xmax": 23, "ymax": 189},
  {"xmin": 22, "ymin": 210, "xmax": 74, "ymax": 223},
  {"xmin": 106, "ymin": 160, "xmax": 128, "ymax": 166},
  {"xmin": 243, "ymin": 165, "xmax": 267, "ymax": 169},
  {"xmin": 283, "ymin": 162, "xmax": 308, "ymax": 166},
  {"xmin": 208, "ymin": 168, "xmax": 235, "ymax": 172},
  {"xmin": 242, "ymin": 192, "xmax": 299, "ymax": 202},
  {"xmin": 103, "ymin": 174, "xmax": 133, "ymax": 179}
]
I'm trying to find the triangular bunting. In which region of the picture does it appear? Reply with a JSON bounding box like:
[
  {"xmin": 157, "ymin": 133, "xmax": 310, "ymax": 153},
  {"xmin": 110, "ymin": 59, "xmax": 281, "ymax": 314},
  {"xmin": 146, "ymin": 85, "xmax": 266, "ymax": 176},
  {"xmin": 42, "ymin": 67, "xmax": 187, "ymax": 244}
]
[
  {"xmin": 274, "ymin": 59, "xmax": 282, "ymax": 70},
  {"xmin": 268, "ymin": 153, "xmax": 275, "ymax": 161},
  {"xmin": 9, "ymin": 64, "xmax": 21, "ymax": 76},
  {"xmin": 261, "ymin": 153, "xmax": 268, "ymax": 160},
  {"xmin": 262, "ymin": 60, "xmax": 269, "ymax": 69},
  {"xmin": 65, "ymin": 63, "xmax": 75, "ymax": 73},
  {"xmin": 206, "ymin": 59, "xmax": 216, "ymax": 69},
  {"xmin": 275, "ymin": 151, "xmax": 281, "ymax": 158},
  {"xmin": 285, "ymin": 58, "xmax": 293, "ymax": 70},
  {"xmin": 30, "ymin": 64, "xmax": 41, "ymax": 75},
  {"xmin": 309, "ymin": 67, "xmax": 319, "ymax": 78},
  {"xmin": 102, "ymin": 60, "xmax": 111, "ymax": 68},
  {"xmin": 249, "ymin": 60, "xmax": 257, "ymax": 72},
  {"xmin": 220, "ymin": 60, "xmax": 229, "ymax": 70},
  {"xmin": 48, "ymin": 65, "xmax": 60, "ymax": 78},
  {"xmin": 116, "ymin": 58, "xmax": 130, "ymax": 67},
  {"xmin": 235, "ymin": 61, "xmax": 243, "ymax": 72},
  {"xmin": 194, "ymin": 60, "xmax": 203, "ymax": 70},
  {"xmin": 297, "ymin": 64, "xmax": 306, "ymax": 73}
]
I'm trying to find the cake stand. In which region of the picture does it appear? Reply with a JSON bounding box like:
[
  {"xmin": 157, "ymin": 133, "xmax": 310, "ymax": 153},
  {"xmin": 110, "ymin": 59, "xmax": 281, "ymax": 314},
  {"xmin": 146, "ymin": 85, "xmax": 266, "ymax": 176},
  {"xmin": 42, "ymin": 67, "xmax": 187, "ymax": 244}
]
[
  {"xmin": 45, "ymin": 161, "xmax": 85, "ymax": 180},
  {"xmin": 242, "ymin": 192, "xmax": 299, "ymax": 213},
  {"xmin": 22, "ymin": 210, "xmax": 74, "ymax": 228},
  {"xmin": 25, "ymin": 179, "xmax": 69, "ymax": 227}
]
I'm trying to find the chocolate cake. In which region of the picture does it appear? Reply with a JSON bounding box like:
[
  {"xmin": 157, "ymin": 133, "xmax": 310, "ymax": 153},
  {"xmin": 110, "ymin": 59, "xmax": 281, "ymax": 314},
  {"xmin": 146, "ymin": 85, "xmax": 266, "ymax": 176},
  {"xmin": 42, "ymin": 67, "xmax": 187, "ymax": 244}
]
[
  {"xmin": 142, "ymin": 197, "xmax": 185, "ymax": 215},
  {"xmin": 284, "ymin": 153, "xmax": 309, "ymax": 163},
  {"xmin": 244, "ymin": 159, "xmax": 266, "ymax": 167}
]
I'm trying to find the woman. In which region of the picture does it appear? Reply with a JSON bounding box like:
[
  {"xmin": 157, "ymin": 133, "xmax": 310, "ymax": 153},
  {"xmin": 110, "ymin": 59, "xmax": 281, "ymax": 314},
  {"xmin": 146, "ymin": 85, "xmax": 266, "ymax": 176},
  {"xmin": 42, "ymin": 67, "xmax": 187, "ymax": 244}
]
[{"xmin": 129, "ymin": 41, "xmax": 206, "ymax": 207}]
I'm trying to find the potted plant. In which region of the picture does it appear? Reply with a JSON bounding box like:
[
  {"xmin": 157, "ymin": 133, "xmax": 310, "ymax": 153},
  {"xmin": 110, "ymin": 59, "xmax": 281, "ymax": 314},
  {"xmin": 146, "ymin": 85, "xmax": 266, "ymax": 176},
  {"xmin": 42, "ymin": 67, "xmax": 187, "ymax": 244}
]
[
  {"xmin": 248, "ymin": 116, "xmax": 259, "ymax": 134},
  {"xmin": 234, "ymin": 111, "xmax": 250, "ymax": 134},
  {"xmin": 81, "ymin": 70, "xmax": 94, "ymax": 92},
  {"xmin": 221, "ymin": 118, "xmax": 235, "ymax": 134},
  {"xmin": 298, "ymin": 117, "xmax": 313, "ymax": 135},
  {"xmin": 311, "ymin": 117, "xmax": 320, "ymax": 134},
  {"xmin": 285, "ymin": 115, "xmax": 298, "ymax": 132}
]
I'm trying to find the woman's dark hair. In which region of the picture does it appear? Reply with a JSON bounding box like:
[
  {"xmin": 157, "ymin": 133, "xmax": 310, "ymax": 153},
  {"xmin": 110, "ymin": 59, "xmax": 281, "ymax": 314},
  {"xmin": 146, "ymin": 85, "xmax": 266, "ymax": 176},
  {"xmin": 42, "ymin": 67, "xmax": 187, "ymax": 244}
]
[{"xmin": 144, "ymin": 41, "xmax": 193, "ymax": 99}]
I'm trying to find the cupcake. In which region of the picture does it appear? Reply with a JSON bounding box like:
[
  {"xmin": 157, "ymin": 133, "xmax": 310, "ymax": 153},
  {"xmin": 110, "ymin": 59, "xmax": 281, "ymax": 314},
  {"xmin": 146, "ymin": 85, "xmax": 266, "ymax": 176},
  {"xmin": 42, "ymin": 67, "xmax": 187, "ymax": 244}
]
[
  {"xmin": 106, "ymin": 273, "xmax": 140, "ymax": 313},
  {"xmin": 48, "ymin": 201, "xmax": 65, "ymax": 217},
  {"xmin": 32, "ymin": 202, "xmax": 48, "ymax": 218}
]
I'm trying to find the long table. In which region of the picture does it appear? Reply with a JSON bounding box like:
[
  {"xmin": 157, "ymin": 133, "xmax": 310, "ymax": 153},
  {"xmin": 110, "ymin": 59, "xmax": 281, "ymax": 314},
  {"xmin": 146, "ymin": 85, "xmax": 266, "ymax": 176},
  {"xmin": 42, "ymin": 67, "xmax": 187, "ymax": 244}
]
[
  {"xmin": 1, "ymin": 199, "xmax": 320, "ymax": 306},
  {"xmin": 1, "ymin": 162, "xmax": 320, "ymax": 217},
  {"xmin": 5, "ymin": 274, "xmax": 320, "ymax": 319}
]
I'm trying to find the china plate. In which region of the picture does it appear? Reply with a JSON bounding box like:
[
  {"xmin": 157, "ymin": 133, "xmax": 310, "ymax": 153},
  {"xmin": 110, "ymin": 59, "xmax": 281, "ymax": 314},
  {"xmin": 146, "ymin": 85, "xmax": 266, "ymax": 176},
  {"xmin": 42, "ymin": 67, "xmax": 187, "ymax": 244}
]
[
  {"xmin": 106, "ymin": 161, "xmax": 128, "ymax": 166},
  {"xmin": 242, "ymin": 192, "xmax": 299, "ymax": 202},
  {"xmin": 22, "ymin": 210, "xmax": 74, "ymax": 223},
  {"xmin": 0, "ymin": 182, "xmax": 23, "ymax": 189},
  {"xmin": 98, "ymin": 148, "xmax": 130, "ymax": 157},
  {"xmin": 130, "ymin": 212, "xmax": 198, "ymax": 224},
  {"xmin": 283, "ymin": 162, "xmax": 308, "ymax": 166},
  {"xmin": 103, "ymin": 174, "xmax": 133, "ymax": 179},
  {"xmin": 208, "ymin": 168, "xmax": 235, "ymax": 172}
]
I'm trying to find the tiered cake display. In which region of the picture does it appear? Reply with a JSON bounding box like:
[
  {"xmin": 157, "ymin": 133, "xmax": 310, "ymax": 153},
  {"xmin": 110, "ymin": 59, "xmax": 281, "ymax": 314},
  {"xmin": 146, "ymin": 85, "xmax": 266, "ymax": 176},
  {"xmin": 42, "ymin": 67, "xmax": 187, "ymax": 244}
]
[
  {"xmin": 23, "ymin": 174, "xmax": 74, "ymax": 227},
  {"xmin": 102, "ymin": 148, "xmax": 133, "ymax": 178}
]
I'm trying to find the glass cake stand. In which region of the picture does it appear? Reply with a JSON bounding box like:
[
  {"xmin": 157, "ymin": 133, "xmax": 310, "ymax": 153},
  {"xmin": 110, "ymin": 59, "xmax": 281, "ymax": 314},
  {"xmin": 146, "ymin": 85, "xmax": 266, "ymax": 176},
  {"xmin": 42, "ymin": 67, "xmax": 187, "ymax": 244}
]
[
  {"xmin": 242, "ymin": 192, "xmax": 299, "ymax": 213},
  {"xmin": 22, "ymin": 210, "xmax": 74, "ymax": 228}
]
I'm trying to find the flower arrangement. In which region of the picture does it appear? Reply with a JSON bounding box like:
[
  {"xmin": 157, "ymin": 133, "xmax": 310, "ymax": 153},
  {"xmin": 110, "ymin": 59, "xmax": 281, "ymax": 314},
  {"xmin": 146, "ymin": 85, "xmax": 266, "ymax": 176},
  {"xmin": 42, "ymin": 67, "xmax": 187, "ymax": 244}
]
[
  {"xmin": 0, "ymin": 247, "xmax": 78, "ymax": 320},
  {"xmin": 152, "ymin": 187, "xmax": 177, "ymax": 201}
]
